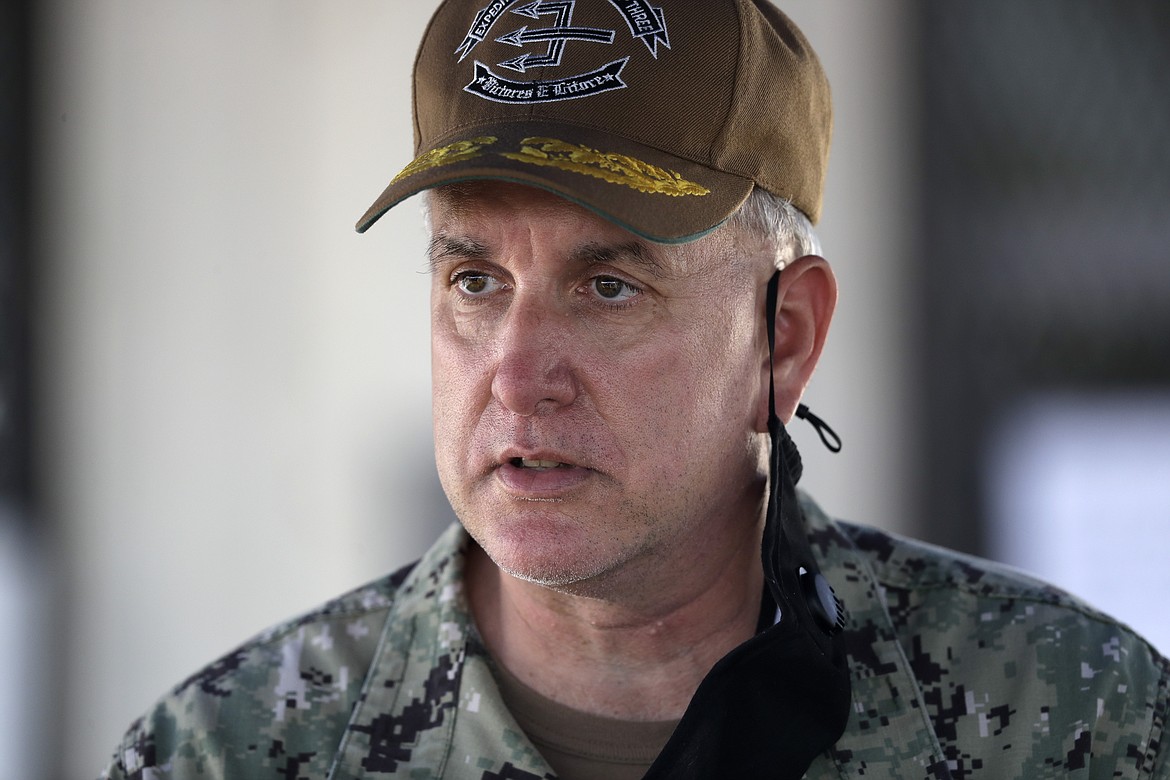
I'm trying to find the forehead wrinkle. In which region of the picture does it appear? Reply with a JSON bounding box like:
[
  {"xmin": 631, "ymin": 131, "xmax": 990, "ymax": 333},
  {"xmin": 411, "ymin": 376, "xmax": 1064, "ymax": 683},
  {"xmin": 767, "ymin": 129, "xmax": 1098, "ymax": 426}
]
[
  {"xmin": 426, "ymin": 232, "xmax": 488, "ymax": 274},
  {"xmin": 571, "ymin": 240, "xmax": 677, "ymax": 279}
]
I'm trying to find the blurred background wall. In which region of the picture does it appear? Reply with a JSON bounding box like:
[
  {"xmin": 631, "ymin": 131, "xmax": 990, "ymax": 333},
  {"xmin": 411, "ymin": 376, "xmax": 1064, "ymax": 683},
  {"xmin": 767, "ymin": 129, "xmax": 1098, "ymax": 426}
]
[{"xmin": 0, "ymin": 2, "xmax": 1165, "ymax": 777}]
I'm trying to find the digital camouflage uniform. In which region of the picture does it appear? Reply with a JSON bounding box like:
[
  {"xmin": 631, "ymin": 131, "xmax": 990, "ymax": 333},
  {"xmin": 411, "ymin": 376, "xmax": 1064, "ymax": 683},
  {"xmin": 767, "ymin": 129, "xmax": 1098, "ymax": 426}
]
[{"xmin": 100, "ymin": 494, "xmax": 1169, "ymax": 779}]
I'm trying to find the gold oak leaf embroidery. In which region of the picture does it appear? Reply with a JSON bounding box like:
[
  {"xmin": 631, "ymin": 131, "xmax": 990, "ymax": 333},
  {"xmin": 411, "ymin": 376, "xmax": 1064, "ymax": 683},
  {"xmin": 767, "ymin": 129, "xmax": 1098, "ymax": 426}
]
[
  {"xmin": 500, "ymin": 137, "xmax": 710, "ymax": 197},
  {"xmin": 392, "ymin": 136, "xmax": 499, "ymax": 184}
]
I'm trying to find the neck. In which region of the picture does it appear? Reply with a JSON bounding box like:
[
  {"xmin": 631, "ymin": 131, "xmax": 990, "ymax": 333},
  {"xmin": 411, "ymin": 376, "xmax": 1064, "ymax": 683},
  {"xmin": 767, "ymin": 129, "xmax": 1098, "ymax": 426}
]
[{"xmin": 466, "ymin": 515, "xmax": 765, "ymax": 721}]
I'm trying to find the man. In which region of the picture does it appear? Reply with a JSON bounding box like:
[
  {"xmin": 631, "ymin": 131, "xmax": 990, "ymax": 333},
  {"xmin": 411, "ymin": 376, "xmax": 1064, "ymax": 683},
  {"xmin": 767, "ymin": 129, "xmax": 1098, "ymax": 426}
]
[{"xmin": 103, "ymin": 1, "xmax": 1168, "ymax": 778}]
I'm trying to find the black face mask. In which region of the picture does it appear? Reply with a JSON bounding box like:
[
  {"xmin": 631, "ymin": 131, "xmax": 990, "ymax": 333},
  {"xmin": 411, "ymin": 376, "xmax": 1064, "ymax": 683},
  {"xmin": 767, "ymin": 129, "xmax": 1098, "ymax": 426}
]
[{"xmin": 643, "ymin": 270, "xmax": 851, "ymax": 779}]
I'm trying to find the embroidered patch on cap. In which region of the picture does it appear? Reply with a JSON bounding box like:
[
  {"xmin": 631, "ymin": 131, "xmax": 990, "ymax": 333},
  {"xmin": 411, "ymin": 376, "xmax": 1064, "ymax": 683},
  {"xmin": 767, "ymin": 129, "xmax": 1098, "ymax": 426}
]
[{"xmin": 455, "ymin": 0, "xmax": 669, "ymax": 104}]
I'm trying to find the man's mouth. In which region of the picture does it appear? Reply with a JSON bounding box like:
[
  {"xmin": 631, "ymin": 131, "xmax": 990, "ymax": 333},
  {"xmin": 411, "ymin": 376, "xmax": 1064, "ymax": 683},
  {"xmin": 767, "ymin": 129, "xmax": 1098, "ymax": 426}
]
[
  {"xmin": 510, "ymin": 457, "xmax": 570, "ymax": 471},
  {"xmin": 496, "ymin": 454, "xmax": 590, "ymax": 495}
]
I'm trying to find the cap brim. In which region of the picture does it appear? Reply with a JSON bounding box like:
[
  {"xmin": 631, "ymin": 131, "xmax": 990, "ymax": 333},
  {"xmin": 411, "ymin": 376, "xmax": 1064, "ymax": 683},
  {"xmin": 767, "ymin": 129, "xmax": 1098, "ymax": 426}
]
[{"xmin": 356, "ymin": 122, "xmax": 753, "ymax": 244}]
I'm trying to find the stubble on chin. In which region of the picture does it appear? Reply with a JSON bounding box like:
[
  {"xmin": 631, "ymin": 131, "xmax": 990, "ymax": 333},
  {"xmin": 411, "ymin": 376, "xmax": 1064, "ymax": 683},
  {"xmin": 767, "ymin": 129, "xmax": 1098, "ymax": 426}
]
[{"xmin": 460, "ymin": 498, "xmax": 672, "ymax": 602}]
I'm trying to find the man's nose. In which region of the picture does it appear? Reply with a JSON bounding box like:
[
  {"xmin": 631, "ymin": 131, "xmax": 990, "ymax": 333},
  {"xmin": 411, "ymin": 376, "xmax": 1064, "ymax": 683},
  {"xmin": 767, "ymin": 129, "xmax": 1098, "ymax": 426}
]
[{"xmin": 490, "ymin": 295, "xmax": 578, "ymax": 416}]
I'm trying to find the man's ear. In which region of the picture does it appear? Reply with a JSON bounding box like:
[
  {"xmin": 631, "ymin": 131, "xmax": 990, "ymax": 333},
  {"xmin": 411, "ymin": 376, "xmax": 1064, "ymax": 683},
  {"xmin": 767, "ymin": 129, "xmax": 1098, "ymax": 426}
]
[{"xmin": 755, "ymin": 255, "xmax": 837, "ymax": 430}]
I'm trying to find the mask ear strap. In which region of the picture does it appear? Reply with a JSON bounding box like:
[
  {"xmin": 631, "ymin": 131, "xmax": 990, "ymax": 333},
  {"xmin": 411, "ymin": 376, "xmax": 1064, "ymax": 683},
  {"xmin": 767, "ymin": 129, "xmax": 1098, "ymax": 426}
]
[
  {"xmin": 765, "ymin": 270, "xmax": 781, "ymax": 420},
  {"xmin": 763, "ymin": 270, "xmax": 843, "ymax": 635}
]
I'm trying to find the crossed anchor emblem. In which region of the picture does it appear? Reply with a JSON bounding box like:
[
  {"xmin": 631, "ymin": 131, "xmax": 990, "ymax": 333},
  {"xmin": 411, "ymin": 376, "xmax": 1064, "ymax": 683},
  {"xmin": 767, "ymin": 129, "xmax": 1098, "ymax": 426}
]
[{"xmin": 496, "ymin": 1, "xmax": 616, "ymax": 73}]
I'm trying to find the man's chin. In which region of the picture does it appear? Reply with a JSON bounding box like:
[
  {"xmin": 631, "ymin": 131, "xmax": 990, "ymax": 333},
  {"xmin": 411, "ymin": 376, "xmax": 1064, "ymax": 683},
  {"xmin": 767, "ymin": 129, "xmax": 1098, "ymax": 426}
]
[
  {"xmin": 484, "ymin": 538, "xmax": 609, "ymax": 589},
  {"xmin": 455, "ymin": 497, "xmax": 657, "ymax": 594},
  {"xmin": 496, "ymin": 560, "xmax": 595, "ymax": 589},
  {"xmin": 469, "ymin": 529, "xmax": 632, "ymax": 595}
]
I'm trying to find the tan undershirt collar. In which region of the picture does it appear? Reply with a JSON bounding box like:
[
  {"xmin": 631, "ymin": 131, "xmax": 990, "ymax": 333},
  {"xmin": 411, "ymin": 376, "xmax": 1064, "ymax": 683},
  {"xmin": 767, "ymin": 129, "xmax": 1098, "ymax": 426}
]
[{"xmin": 491, "ymin": 659, "xmax": 679, "ymax": 780}]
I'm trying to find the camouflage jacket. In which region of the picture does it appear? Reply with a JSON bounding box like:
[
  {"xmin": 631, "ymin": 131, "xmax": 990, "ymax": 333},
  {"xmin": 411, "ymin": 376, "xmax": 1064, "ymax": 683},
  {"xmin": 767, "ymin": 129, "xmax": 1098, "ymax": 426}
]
[{"xmin": 101, "ymin": 495, "xmax": 1169, "ymax": 779}]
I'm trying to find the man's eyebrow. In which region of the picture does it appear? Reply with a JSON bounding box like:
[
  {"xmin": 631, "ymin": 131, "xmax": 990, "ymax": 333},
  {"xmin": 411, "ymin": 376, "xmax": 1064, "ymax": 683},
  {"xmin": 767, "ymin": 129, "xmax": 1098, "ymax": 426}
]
[
  {"xmin": 426, "ymin": 234, "xmax": 488, "ymax": 272},
  {"xmin": 572, "ymin": 240, "xmax": 673, "ymax": 278},
  {"xmin": 426, "ymin": 234, "xmax": 674, "ymax": 277}
]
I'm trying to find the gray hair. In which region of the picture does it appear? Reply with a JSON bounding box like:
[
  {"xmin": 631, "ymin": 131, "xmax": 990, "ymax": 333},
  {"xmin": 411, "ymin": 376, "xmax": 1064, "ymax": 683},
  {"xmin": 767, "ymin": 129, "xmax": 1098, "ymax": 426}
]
[{"xmin": 726, "ymin": 187, "xmax": 822, "ymax": 270}]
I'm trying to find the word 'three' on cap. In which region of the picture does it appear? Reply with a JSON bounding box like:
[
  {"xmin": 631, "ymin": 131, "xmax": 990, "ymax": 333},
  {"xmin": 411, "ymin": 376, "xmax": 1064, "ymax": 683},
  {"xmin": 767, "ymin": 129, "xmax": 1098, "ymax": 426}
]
[{"xmin": 357, "ymin": 0, "xmax": 831, "ymax": 243}]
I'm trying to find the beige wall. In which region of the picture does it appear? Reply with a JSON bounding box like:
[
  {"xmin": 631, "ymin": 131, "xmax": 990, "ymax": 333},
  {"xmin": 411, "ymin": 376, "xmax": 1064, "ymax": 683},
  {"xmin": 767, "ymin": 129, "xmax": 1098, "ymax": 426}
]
[{"xmin": 34, "ymin": 3, "xmax": 915, "ymax": 776}]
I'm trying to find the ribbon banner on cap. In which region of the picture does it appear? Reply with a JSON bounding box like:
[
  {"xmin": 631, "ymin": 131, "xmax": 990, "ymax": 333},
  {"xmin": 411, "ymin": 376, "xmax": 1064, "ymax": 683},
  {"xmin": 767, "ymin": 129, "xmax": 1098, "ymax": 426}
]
[
  {"xmin": 455, "ymin": 0, "xmax": 512, "ymax": 62},
  {"xmin": 465, "ymin": 58, "xmax": 628, "ymax": 103},
  {"xmin": 607, "ymin": 0, "xmax": 669, "ymax": 57}
]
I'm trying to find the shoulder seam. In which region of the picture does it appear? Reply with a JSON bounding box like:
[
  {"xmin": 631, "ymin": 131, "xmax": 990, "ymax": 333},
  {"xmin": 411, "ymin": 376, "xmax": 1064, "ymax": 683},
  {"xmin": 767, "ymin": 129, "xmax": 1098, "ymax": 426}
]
[
  {"xmin": 879, "ymin": 578, "xmax": 1168, "ymax": 666},
  {"xmin": 226, "ymin": 563, "xmax": 418, "ymax": 658}
]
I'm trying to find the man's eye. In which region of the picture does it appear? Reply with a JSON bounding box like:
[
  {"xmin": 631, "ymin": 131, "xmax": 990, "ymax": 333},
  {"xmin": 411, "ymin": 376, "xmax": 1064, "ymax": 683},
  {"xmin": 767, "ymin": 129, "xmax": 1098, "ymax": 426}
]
[
  {"xmin": 454, "ymin": 273, "xmax": 499, "ymax": 296},
  {"xmin": 591, "ymin": 276, "xmax": 639, "ymax": 302}
]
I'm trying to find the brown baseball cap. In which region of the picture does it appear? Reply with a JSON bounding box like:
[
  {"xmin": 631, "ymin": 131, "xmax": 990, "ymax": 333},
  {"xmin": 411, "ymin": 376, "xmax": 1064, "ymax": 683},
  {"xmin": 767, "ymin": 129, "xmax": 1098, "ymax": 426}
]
[{"xmin": 356, "ymin": 0, "xmax": 831, "ymax": 242}]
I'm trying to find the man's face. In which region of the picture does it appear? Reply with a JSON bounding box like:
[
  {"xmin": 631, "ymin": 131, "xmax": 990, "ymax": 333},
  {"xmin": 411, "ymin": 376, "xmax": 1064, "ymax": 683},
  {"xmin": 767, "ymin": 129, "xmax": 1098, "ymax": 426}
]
[{"xmin": 429, "ymin": 181, "xmax": 773, "ymax": 595}]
